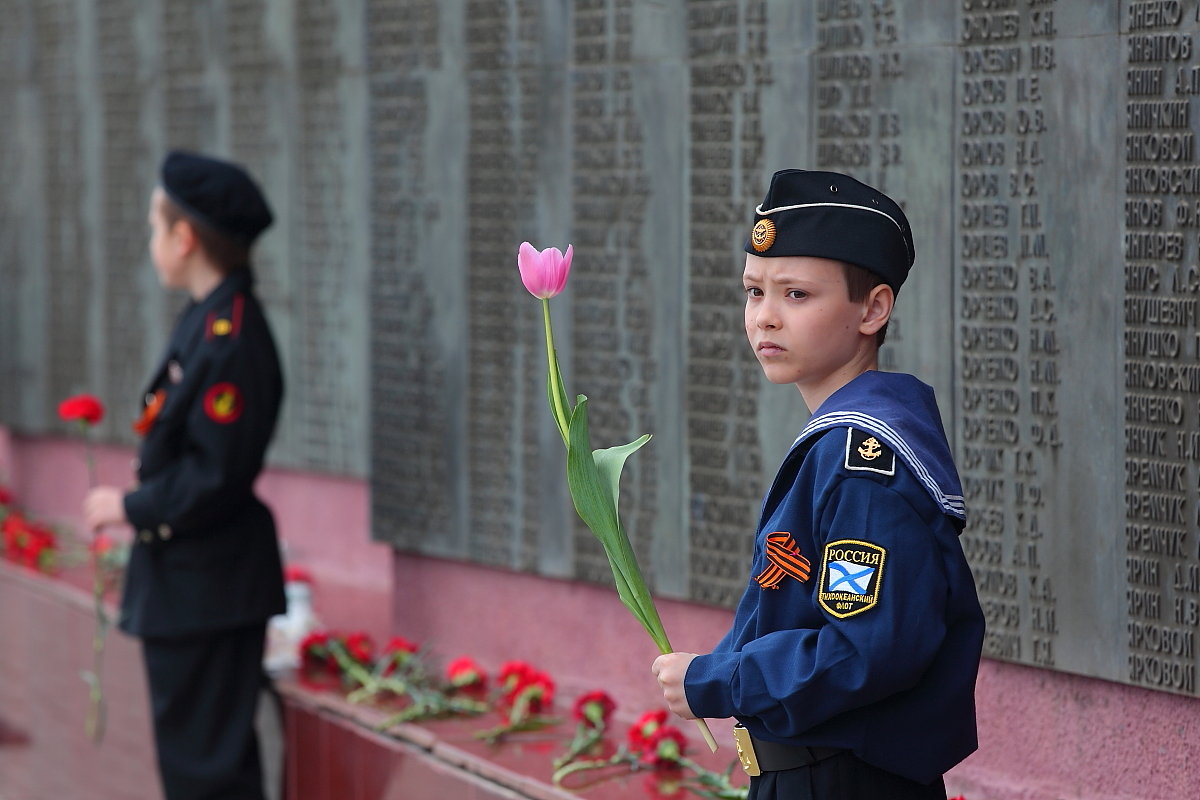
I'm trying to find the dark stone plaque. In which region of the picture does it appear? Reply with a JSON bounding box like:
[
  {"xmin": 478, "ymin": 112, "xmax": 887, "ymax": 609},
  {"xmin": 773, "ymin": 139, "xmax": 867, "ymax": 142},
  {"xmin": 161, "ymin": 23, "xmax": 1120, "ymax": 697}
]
[
  {"xmin": 1120, "ymin": 0, "xmax": 1200, "ymax": 696},
  {"xmin": 367, "ymin": 0, "xmax": 460, "ymax": 554}
]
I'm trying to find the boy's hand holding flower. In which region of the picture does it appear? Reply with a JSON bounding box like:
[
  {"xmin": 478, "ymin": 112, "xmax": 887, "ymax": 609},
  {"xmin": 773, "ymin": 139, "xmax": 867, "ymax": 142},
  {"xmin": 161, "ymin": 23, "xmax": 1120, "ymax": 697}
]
[
  {"xmin": 83, "ymin": 487, "xmax": 129, "ymax": 533},
  {"xmin": 651, "ymin": 652, "xmax": 698, "ymax": 720}
]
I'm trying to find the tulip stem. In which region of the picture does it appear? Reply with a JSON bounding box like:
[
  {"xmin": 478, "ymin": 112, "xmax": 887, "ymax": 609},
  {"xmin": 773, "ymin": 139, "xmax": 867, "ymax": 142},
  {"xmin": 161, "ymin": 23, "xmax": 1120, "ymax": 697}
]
[{"xmin": 542, "ymin": 298, "xmax": 570, "ymax": 446}]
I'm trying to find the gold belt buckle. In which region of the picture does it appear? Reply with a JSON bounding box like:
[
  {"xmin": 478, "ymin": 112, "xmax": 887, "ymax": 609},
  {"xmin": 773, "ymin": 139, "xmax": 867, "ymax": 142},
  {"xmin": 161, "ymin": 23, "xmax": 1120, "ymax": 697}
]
[{"xmin": 733, "ymin": 724, "xmax": 761, "ymax": 777}]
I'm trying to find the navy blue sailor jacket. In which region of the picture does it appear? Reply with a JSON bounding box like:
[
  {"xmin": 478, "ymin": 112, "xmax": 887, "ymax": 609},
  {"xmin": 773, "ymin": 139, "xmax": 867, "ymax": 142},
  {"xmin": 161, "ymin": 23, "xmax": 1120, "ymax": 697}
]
[
  {"xmin": 684, "ymin": 370, "xmax": 985, "ymax": 785},
  {"xmin": 119, "ymin": 268, "xmax": 286, "ymax": 639}
]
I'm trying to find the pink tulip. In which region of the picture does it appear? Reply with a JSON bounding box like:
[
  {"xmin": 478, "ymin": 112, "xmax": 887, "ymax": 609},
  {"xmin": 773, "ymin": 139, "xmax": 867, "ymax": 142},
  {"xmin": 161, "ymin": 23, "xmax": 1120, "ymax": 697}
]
[{"xmin": 518, "ymin": 241, "xmax": 573, "ymax": 299}]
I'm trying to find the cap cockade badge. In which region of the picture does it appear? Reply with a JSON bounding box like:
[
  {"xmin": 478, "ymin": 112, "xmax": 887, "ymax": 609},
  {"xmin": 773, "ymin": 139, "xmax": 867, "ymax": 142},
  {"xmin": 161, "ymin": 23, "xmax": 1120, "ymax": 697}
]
[{"xmin": 750, "ymin": 218, "xmax": 776, "ymax": 252}]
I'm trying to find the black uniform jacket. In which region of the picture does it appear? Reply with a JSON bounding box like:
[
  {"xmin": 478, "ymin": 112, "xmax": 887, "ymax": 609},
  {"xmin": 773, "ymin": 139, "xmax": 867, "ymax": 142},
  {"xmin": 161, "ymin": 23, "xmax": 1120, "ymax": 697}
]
[{"xmin": 120, "ymin": 268, "xmax": 286, "ymax": 638}]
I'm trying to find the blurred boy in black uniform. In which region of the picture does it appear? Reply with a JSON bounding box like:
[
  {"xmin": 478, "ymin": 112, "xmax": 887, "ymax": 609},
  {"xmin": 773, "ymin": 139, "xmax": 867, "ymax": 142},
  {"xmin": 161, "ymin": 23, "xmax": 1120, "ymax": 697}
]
[
  {"xmin": 653, "ymin": 169, "xmax": 984, "ymax": 799},
  {"xmin": 85, "ymin": 151, "xmax": 285, "ymax": 800}
]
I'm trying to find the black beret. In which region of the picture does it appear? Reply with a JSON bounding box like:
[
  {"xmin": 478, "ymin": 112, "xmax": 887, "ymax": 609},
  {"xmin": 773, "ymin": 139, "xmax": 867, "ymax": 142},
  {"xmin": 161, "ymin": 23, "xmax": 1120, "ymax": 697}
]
[
  {"xmin": 160, "ymin": 150, "xmax": 274, "ymax": 245},
  {"xmin": 744, "ymin": 169, "xmax": 915, "ymax": 291}
]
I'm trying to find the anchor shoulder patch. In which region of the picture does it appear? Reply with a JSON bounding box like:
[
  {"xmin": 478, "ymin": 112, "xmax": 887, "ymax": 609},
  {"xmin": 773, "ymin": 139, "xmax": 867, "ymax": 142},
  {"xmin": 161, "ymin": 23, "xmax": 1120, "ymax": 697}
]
[
  {"xmin": 844, "ymin": 428, "xmax": 895, "ymax": 476},
  {"xmin": 818, "ymin": 539, "xmax": 887, "ymax": 618}
]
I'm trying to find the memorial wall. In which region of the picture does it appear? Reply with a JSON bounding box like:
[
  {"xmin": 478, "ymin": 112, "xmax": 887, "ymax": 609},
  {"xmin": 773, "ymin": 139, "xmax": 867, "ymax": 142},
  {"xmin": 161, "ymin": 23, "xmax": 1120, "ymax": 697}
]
[
  {"xmin": 1, "ymin": 1, "xmax": 1200, "ymax": 700},
  {"xmin": 368, "ymin": 0, "xmax": 1200, "ymax": 700}
]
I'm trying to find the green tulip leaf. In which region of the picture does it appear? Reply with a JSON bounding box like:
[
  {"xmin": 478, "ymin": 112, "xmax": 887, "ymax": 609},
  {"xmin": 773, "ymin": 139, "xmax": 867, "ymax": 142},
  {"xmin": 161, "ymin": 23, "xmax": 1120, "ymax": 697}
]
[{"xmin": 565, "ymin": 396, "xmax": 671, "ymax": 653}]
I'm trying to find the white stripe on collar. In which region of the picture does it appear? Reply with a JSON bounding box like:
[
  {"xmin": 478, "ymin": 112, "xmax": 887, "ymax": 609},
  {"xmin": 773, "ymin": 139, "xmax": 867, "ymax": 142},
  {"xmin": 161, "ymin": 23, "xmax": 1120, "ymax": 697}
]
[{"xmin": 794, "ymin": 411, "xmax": 966, "ymax": 518}]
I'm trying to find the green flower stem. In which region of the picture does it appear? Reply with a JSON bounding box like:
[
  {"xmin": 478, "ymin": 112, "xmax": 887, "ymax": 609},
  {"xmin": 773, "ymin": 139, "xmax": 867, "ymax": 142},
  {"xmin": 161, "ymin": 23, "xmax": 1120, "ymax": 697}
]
[
  {"xmin": 676, "ymin": 757, "xmax": 749, "ymax": 799},
  {"xmin": 552, "ymin": 721, "xmax": 605, "ymax": 770},
  {"xmin": 473, "ymin": 713, "xmax": 558, "ymax": 745},
  {"xmin": 542, "ymin": 299, "xmax": 571, "ymax": 445},
  {"xmin": 374, "ymin": 691, "xmax": 488, "ymax": 730},
  {"xmin": 551, "ymin": 749, "xmax": 635, "ymax": 787},
  {"xmin": 329, "ymin": 645, "xmax": 380, "ymax": 697},
  {"xmin": 77, "ymin": 420, "xmax": 98, "ymax": 487},
  {"xmin": 81, "ymin": 421, "xmax": 107, "ymax": 744},
  {"xmin": 337, "ymin": 650, "xmax": 489, "ymax": 729},
  {"xmin": 84, "ymin": 570, "xmax": 109, "ymax": 743}
]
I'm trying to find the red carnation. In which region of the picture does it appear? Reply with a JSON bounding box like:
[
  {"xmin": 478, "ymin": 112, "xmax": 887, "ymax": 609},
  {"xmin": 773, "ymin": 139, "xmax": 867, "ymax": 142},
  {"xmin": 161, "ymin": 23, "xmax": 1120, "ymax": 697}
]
[
  {"xmin": 298, "ymin": 631, "xmax": 338, "ymax": 677},
  {"xmin": 446, "ymin": 656, "xmax": 487, "ymax": 690},
  {"xmin": 0, "ymin": 485, "xmax": 12, "ymax": 506},
  {"xmin": 642, "ymin": 725, "xmax": 688, "ymax": 768},
  {"xmin": 628, "ymin": 709, "xmax": 669, "ymax": 754},
  {"xmin": 498, "ymin": 660, "xmax": 536, "ymax": 691},
  {"xmin": 524, "ymin": 670, "xmax": 555, "ymax": 712},
  {"xmin": 505, "ymin": 668, "xmax": 554, "ymax": 712},
  {"xmin": 57, "ymin": 394, "xmax": 105, "ymax": 425},
  {"xmin": 2, "ymin": 512, "xmax": 28, "ymax": 552},
  {"xmin": 572, "ymin": 690, "xmax": 616, "ymax": 730},
  {"xmin": 343, "ymin": 632, "xmax": 376, "ymax": 665},
  {"xmin": 1, "ymin": 514, "xmax": 55, "ymax": 571},
  {"xmin": 17, "ymin": 523, "xmax": 56, "ymax": 571},
  {"xmin": 499, "ymin": 664, "xmax": 555, "ymax": 719},
  {"xmin": 383, "ymin": 635, "xmax": 418, "ymax": 656},
  {"xmin": 380, "ymin": 635, "xmax": 419, "ymax": 675}
]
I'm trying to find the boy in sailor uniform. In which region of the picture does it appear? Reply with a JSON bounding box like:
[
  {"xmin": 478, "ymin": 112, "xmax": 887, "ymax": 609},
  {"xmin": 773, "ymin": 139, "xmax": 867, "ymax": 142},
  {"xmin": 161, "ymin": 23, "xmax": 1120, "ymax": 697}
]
[{"xmin": 653, "ymin": 169, "xmax": 984, "ymax": 799}]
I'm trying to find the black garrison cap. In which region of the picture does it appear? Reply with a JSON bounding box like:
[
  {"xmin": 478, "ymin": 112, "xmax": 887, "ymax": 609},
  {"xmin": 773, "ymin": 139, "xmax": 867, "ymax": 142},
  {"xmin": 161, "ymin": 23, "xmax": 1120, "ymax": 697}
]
[
  {"xmin": 744, "ymin": 169, "xmax": 915, "ymax": 291},
  {"xmin": 160, "ymin": 150, "xmax": 274, "ymax": 245}
]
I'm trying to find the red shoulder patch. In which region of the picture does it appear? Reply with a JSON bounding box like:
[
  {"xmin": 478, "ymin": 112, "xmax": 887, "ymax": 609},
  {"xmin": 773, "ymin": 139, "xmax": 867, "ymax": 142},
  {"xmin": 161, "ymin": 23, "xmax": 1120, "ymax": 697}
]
[{"xmin": 203, "ymin": 383, "xmax": 244, "ymax": 424}]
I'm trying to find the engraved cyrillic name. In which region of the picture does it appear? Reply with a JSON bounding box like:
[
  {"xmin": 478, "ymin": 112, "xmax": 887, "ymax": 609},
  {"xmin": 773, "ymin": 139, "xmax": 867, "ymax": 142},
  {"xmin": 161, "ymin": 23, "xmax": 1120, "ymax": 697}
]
[
  {"xmin": 33, "ymin": 2, "xmax": 96, "ymax": 430},
  {"xmin": 957, "ymin": 0, "xmax": 1060, "ymax": 667},
  {"xmin": 686, "ymin": 0, "xmax": 769, "ymax": 607},
  {"xmin": 570, "ymin": 0, "xmax": 658, "ymax": 588},
  {"xmin": 97, "ymin": 1, "xmax": 147, "ymax": 438},
  {"xmin": 813, "ymin": 1, "xmax": 906, "ymax": 185},
  {"xmin": 814, "ymin": 0, "xmax": 909, "ymax": 373},
  {"xmin": 368, "ymin": 0, "xmax": 449, "ymax": 550},
  {"xmin": 1121, "ymin": 0, "xmax": 1200, "ymax": 697},
  {"xmin": 464, "ymin": 0, "xmax": 538, "ymax": 568},
  {"xmin": 291, "ymin": 1, "xmax": 365, "ymax": 473}
]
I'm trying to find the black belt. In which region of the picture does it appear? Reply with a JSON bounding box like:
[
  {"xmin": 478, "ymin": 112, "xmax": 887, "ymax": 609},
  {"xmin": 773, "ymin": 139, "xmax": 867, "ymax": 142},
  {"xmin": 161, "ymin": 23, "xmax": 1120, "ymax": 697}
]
[{"xmin": 733, "ymin": 724, "xmax": 845, "ymax": 776}]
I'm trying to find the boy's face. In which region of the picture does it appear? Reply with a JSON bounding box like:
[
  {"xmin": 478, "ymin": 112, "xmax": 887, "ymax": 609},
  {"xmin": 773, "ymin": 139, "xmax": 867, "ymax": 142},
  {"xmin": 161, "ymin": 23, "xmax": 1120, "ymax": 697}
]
[
  {"xmin": 147, "ymin": 187, "xmax": 188, "ymax": 289},
  {"xmin": 743, "ymin": 253, "xmax": 881, "ymax": 405}
]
